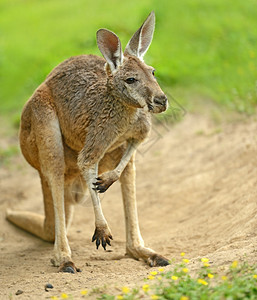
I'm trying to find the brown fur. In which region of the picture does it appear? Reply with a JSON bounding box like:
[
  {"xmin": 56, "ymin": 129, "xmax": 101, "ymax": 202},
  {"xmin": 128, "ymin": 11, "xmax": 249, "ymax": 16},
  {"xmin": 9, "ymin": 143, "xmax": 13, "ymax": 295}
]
[{"xmin": 6, "ymin": 11, "xmax": 169, "ymax": 272}]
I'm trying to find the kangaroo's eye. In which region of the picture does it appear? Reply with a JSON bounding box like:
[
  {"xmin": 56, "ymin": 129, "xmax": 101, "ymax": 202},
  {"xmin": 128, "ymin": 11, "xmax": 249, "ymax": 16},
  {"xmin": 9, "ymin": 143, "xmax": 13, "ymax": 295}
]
[
  {"xmin": 152, "ymin": 69, "xmax": 155, "ymax": 76},
  {"xmin": 125, "ymin": 78, "xmax": 137, "ymax": 84}
]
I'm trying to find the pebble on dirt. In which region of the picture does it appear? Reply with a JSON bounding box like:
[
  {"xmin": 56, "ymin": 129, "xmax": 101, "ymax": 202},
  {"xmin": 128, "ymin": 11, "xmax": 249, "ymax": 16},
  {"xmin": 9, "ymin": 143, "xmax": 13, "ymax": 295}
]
[
  {"xmin": 15, "ymin": 290, "xmax": 23, "ymax": 295},
  {"xmin": 45, "ymin": 283, "xmax": 54, "ymax": 292}
]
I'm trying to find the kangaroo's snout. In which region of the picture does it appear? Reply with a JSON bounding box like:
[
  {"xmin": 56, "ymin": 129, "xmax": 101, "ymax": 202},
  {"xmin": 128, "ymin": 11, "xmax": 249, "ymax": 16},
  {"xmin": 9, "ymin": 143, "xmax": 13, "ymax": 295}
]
[
  {"xmin": 151, "ymin": 94, "xmax": 168, "ymax": 113},
  {"xmin": 153, "ymin": 95, "xmax": 168, "ymax": 107}
]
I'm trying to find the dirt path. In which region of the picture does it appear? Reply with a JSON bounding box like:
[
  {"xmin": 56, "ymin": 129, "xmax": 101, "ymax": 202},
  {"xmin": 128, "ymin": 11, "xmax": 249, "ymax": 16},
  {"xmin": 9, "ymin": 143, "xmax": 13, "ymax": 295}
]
[{"xmin": 0, "ymin": 114, "xmax": 257, "ymax": 299}]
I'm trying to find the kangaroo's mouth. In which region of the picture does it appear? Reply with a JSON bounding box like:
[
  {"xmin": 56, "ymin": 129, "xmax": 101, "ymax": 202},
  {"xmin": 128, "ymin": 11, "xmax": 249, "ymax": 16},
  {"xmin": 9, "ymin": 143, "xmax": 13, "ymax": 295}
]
[
  {"xmin": 147, "ymin": 102, "xmax": 168, "ymax": 114},
  {"xmin": 147, "ymin": 103, "xmax": 154, "ymax": 112}
]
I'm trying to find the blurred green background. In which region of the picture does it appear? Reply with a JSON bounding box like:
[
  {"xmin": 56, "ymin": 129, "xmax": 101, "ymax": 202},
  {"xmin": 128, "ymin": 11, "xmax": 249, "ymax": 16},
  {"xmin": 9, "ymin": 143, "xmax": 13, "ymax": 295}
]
[{"xmin": 0, "ymin": 0, "xmax": 256, "ymax": 121}]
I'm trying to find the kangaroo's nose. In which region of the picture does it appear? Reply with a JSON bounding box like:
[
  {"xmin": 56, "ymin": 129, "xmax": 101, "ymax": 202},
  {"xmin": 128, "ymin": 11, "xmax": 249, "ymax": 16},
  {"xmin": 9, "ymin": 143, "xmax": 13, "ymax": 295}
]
[{"xmin": 153, "ymin": 95, "xmax": 168, "ymax": 106}]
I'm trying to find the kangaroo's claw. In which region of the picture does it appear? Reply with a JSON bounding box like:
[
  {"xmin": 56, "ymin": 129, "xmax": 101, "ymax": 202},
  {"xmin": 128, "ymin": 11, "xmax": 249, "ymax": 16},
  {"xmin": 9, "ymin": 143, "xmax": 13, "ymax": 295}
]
[
  {"xmin": 92, "ymin": 227, "xmax": 113, "ymax": 250},
  {"xmin": 147, "ymin": 254, "xmax": 170, "ymax": 267},
  {"xmin": 58, "ymin": 261, "xmax": 81, "ymax": 274},
  {"xmin": 92, "ymin": 177, "xmax": 112, "ymax": 193}
]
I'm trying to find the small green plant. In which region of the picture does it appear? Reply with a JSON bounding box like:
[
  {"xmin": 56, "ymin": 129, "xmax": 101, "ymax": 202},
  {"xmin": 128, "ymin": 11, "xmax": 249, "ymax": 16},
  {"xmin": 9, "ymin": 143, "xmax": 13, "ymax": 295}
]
[
  {"xmin": 96, "ymin": 255, "xmax": 257, "ymax": 300},
  {"xmin": 48, "ymin": 256, "xmax": 257, "ymax": 299},
  {"xmin": 50, "ymin": 290, "xmax": 88, "ymax": 299}
]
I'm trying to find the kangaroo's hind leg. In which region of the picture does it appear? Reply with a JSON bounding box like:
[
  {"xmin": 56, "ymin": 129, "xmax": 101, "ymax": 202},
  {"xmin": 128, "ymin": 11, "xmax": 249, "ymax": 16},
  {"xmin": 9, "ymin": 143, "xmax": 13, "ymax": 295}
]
[
  {"xmin": 120, "ymin": 154, "xmax": 170, "ymax": 267},
  {"xmin": 34, "ymin": 117, "xmax": 76, "ymax": 272},
  {"xmin": 7, "ymin": 93, "xmax": 78, "ymax": 273}
]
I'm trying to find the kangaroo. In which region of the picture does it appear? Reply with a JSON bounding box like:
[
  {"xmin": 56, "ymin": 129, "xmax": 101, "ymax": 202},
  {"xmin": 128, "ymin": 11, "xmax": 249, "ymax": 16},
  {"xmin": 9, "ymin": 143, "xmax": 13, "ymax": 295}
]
[{"xmin": 6, "ymin": 11, "xmax": 169, "ymax": 273}]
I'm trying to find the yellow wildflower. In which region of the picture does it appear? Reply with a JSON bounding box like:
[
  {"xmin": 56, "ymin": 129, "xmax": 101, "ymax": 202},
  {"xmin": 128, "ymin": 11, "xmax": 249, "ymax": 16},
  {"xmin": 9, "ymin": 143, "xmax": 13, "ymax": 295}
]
[
  {"xmin": 117, "ymin": 295, "xmax": 123, "ymax": 300},
  {"xmin": 253, "ymin": 274, "xmax": 257, "ymax": 279},
  {"xmin": 208, "ymin": 273, "xmax": 214, "ymax": 279},
  {"xmin": 197, "ymin": 279, "xmax": 208, "ymax": 285},
  {"xmin": 204, "ymin": 263, "xmax": 210, "ymax": 267},
  {"xmin": 183, "ymin": 259, "xmax": 190, "ymax": 264},
  {"xmin": 222, "ymin": 276, "xmax": 227, "ymax": 281},
  {"xmin": 148, "ymin": 275, "xmax": 155, "ymax": 280},
  {"xmin": 150, "ymin": 271, "xmax": 158, "ymax": 276},
  {"xmin": 182, "ymin": 268, "xmax": 188, "ymax": 273},
  {"xmin": 180, "ymin": 252, "xmax": 185, "ymax": 256},
  {"xmin": 171, "ymin": 275, "xmax": 178, "ymax": 281},
  {"xmin": 142, "ymin": 284, "xmax": 150, "ymax": 292},
  {"xmin": 157, "ymin": 276, "xmax": 162, "ymax": 281},
  {"xmin": 80, "ymin": 290, "xmax": 88, "ymax": 296},
  {"xmin": 151, "ymin": 295, "xmax": 159, "ymax": 300},
  {"xmin": 201, "ymin": 258, "xmax": 209, "ymax": 263},
  {"xmin": 231, "ymin": 261, "xmax": 238, "ymax": 268},
  {"xmin": 158, "ymin": 268, "xmax": 164, "ymax": 272},
  {"xmin": 61, "ymin": 294, "xmax": 68, "ymax": 299},
  {"xmin": 180, "ymin": 297, "xmax": 189, "ymax": 300},
  {"xmin": 122, "ymin": 287, "xmax": 130, "ymax": 294},
  {"xmin": 51, "ymin": 297, "xmax": 58, "ymax": 300}
]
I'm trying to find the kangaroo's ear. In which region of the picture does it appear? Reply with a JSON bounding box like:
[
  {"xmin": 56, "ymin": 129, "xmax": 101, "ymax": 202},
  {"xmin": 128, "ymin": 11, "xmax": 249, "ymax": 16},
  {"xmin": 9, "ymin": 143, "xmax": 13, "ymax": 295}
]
[
  {"xmin": 124, "ymin": 11, "xmax": 155, "ymax": 60},
  {"xmin": 97, "ymin": 29, "xmax": 123, "ymax": 73}
]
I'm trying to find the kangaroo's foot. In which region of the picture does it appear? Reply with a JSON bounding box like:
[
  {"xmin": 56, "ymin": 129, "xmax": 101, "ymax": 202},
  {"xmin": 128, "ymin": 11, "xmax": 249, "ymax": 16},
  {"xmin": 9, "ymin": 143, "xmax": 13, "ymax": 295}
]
[
  {"xmin": 6, "ymin": 209, "xmax": 55, "ymax": 242},
  {"xmin": 147, "ymin": 253, "xmax": 170, "ymax": 267},
  {"xmin": 93, "ymin": 170, "xmax": 119, "ymax": 193},
  {"xmin": 58, "ymin": 261, "xmax": 81, "ymax": 274},
  {"xmin": 92, "ymin": 226, "xmax": 113, "ymax": 250},
  {"xmin": 126, "ymin": 245, "xmax": 170, "ymax": 267},
  {"xmin": 51, "ymin": 253, "xmax": 81, "ymax": 274}
]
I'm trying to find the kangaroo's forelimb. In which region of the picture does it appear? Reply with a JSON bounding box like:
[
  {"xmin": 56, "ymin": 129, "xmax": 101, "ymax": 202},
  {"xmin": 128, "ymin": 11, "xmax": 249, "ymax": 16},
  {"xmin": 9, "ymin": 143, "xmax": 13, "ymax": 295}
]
[
  {"xmin": 93, "ymin": 139, "xmax": 139, "ymax": 193},
  {"xmin": 83, "ymin": 164, "xmax": 113, "ymax": 250}
]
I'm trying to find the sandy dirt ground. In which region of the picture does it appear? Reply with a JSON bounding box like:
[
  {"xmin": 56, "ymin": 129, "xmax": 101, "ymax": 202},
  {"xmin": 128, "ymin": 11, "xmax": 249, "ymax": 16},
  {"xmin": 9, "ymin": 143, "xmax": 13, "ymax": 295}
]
[{"xmin": 0, "ymin": 114, "xmax": 257, "ymax": 299}]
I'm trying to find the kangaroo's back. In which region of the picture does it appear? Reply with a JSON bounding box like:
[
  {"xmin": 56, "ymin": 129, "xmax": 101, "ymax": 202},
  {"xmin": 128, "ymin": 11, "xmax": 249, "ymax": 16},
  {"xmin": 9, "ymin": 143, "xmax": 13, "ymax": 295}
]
[
  {"xmin": 44, "ymin": 54, "xmax": 109, "ymax": 149},
  {"xmin": 45, "ymin": 54, "xmax": 108, "ymax": 115},
  {"xmin": 20, "ymin": 54, "xmax": 108, "ymax": 153},
  {"xmin": 46, "ymin": 54, "xmax": 106, "ymax": 84}
]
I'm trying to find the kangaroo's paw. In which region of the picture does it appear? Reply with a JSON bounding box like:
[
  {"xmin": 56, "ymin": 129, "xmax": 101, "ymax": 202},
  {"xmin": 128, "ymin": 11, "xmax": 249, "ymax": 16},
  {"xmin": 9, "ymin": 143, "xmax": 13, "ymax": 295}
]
[
  {"xmin": 92, "ymin": 171, "xmax": 119, "ymax": 193},
  {"xmin": 126, "ymin": 246, "xmax": 170, "ymax": 267},
  {"xmin": 92, "ymin": 226, "xmax": 113, "ymax": 250},
  {"xmin": 58, "ymin": 261, "xmax": 81, "ymax": 274}
]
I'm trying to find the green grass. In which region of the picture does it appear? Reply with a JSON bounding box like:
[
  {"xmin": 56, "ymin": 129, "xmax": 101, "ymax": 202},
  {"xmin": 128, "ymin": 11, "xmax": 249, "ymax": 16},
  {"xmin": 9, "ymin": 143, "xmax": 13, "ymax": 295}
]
[
  {"xmin": 0, "ymin": 0, "xmax": 257, "ymax": 118},
  {"xmin": 97, "ymin": 259, "xmax": 257, "ymax": 300},
  {"xmin": 46, "ymin": 258, "xmax": 257, "ymax": 299},
  {"xmin": 0, "ymin": 145, "xmax": 19, "ymax": 166}
]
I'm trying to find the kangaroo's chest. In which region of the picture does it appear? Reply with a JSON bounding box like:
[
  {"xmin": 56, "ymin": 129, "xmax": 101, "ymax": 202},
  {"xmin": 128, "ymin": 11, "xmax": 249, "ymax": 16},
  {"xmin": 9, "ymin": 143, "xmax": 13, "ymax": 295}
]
[{"xmin": 107, "ymin": 109, "xmax": 152, "ymax": 153}]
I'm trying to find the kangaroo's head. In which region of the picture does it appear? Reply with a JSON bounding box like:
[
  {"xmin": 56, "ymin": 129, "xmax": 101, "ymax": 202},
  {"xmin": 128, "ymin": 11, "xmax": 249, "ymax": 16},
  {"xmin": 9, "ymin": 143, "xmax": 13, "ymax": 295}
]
[{"xmin": 97, "ymin": 11, "xmax": 168, "ymax": 114}]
